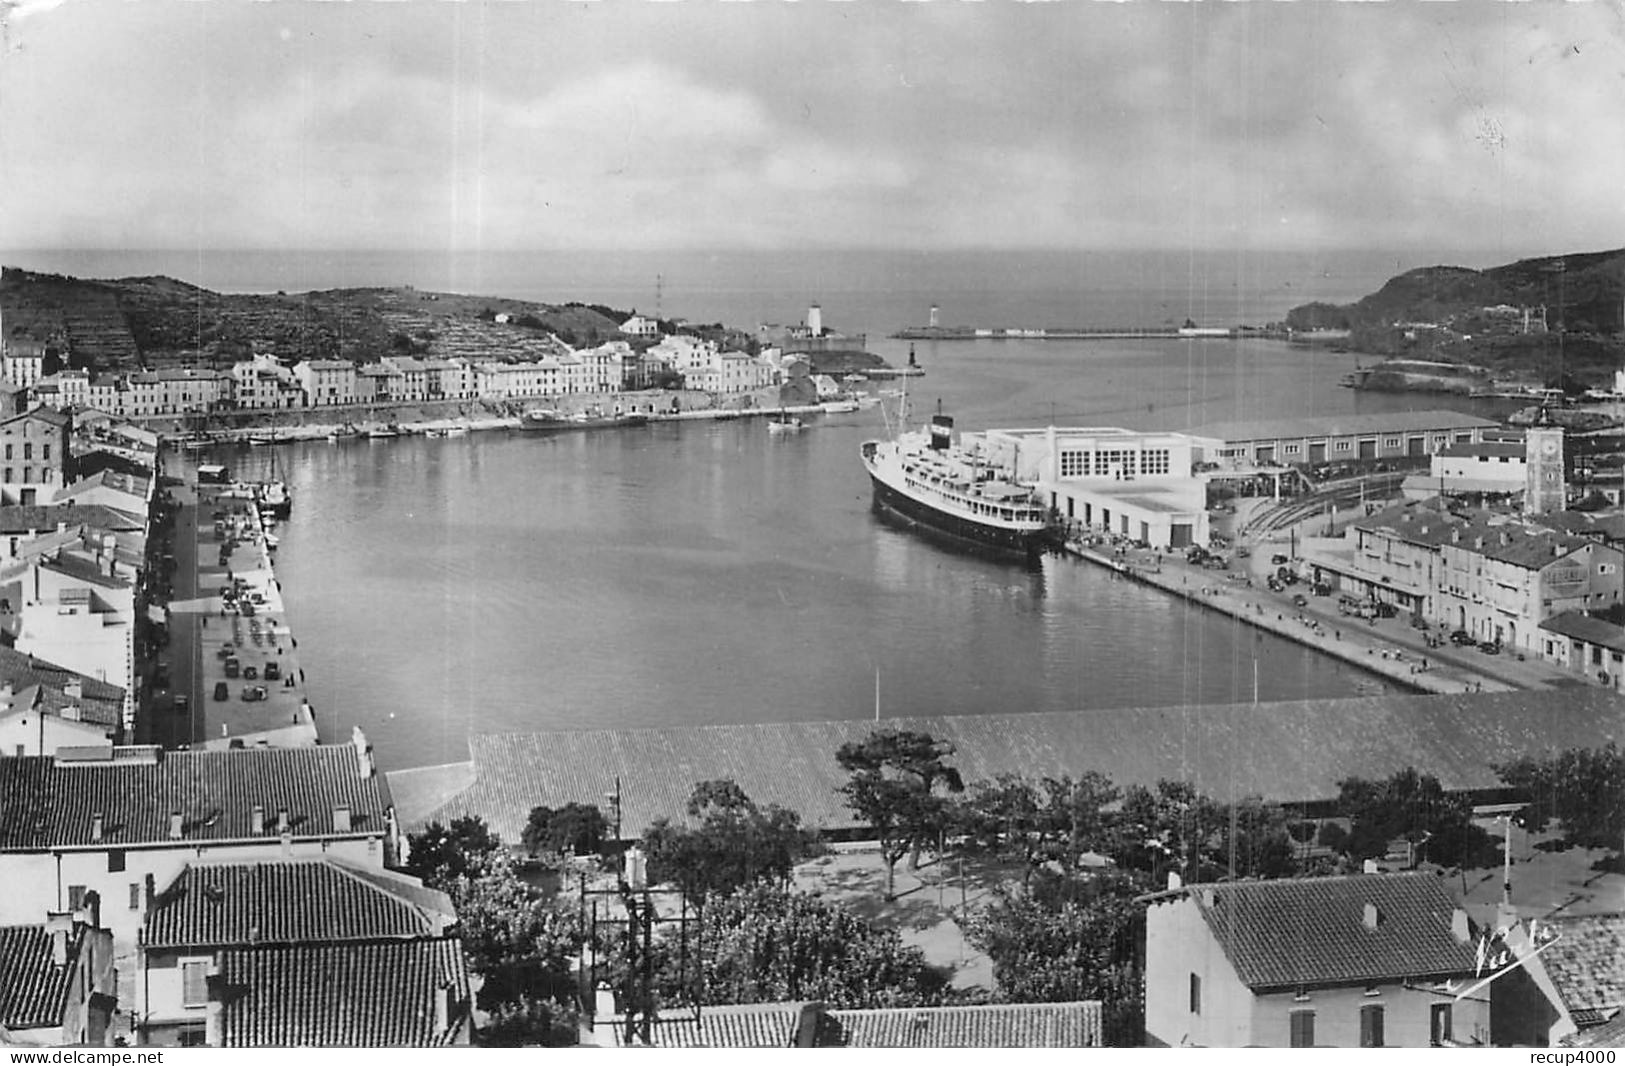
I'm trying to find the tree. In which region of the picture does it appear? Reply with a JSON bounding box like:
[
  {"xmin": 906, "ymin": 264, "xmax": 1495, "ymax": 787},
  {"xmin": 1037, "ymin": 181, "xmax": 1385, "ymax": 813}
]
[
  {"xmin": 522, "ymin": 802, "xmax": 608, "ymax": 858},
  {"xmin": 687, "ymin": 884, "xmax": 948, "ymax": 1009},
  {"xmin": 1214, "ymin": 796, "xmax": 1299, "ymax": 880},
  {"xmin": 641, "ymin": 780, "xmax": 820, "ymax": 906},
  {"xmin": 956, "ymin": 774, "xmax": 1050, "ymax": 889},
  {"xmin": 1117, "ymin": 779, "xmax": 1226, "ymax": 883},
  {"xmin": 1334, "ymin": 768, "xmax": 1493, "ymax": 868},
  {"xmin": 1495, "ymin": 743, "xmax": 1625, "ymax": 853},
  {"xmin": 1040, "ymin": 772, "xmax": 1123, "ymax": 872},
  {"xmin": 477, "ymin": 994, "xmax": 580, "ymax": 1047},
  {"xmin": 454, "ymin": 852, "xmax": 583, "ymax": 1012},
  {"xmin": 836, "ymin": 729, "xmax": 965, "ymax": 900},
  {"xmin": 965, "ymin": 872, "xmax": 1144, "ymax": 1046},
  {"xmin": 405, "ymin": 815, "xmax": 503, "ymax": 890}
]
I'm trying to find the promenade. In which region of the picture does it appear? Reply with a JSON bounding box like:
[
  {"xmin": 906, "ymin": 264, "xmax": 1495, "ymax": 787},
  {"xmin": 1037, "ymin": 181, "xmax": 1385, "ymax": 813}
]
[
  {"xmin": 151, "ymin": 451, "xmax": 318, "ymax": 749},
  {"xmin": 1062, "ymin": 536, "xmax": 1580, "ymax": 695}
]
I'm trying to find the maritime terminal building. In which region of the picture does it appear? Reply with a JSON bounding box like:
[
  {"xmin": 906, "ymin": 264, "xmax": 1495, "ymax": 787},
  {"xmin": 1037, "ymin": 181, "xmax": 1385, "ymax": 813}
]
[{"xmin": 975, "ymin": 426, "xmax": 1212, "ymax": 550}]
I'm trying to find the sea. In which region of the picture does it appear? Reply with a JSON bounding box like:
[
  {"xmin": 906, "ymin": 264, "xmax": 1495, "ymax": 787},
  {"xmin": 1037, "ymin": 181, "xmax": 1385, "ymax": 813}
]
[{"xmin": 5, "ymin": 247, "xmax": 1518, "ymax": 771}]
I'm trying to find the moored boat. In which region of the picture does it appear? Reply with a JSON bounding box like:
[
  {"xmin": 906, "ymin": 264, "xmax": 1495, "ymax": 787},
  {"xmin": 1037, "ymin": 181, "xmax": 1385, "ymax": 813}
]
[
  {"xmin": 519, "ymin": 408, "xmax": 649, "ymax": 432},
  {"xmin": 860, "ymin": 408, "xmax": 1056, "ymax": 556},
  {"xmin": 767, "ymin": 413, "xmax": 804, "ymax": 434}
]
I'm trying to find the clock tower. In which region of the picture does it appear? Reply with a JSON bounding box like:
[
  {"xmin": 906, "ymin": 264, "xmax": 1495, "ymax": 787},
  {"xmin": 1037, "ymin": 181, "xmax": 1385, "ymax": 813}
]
[{"xmin": 1525, "ymin": 424, "xmax": 1565, "ymax": 515}]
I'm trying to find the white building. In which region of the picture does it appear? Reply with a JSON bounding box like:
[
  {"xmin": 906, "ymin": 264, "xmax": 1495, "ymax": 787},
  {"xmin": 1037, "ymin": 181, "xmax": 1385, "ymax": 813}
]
[{"xmin": 977, "ymin": 425, "xmax": 1211, "ymax": 549}]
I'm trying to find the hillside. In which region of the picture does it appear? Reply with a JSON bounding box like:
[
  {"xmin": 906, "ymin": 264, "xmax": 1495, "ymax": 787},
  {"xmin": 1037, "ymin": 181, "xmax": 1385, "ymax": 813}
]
[
  {"xmin": 0, "ymin": 268, "xmax": 645, "ymax": 374},
  {"xmin": 1285, "ymin": 249, "xmax": 1625, "ymax": 386}
]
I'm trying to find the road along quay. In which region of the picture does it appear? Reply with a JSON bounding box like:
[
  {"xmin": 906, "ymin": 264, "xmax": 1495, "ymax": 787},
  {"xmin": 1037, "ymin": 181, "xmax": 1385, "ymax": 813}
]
[{"xmin": 1059, "ymin": 537, "xmax": 1572, "ymax": 696}]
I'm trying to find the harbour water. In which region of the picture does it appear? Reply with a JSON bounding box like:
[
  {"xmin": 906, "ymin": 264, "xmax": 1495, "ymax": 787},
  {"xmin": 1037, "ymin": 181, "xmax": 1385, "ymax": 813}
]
[{"xmin": 234, "ymin": 333, "xmax": 1495, "ymax": 771}]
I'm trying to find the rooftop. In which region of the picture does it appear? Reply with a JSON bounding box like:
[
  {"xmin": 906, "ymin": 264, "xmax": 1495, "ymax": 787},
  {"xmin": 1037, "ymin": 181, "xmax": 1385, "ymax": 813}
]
[
  {"xmin": 1539, "ymin": 611, "xmax": 1625, "ymax": 654},
  {"xmin": 144, "ymin": 857, "xmax": 455, "ymax": 950},
  {"xmin": 1190, "ymin": 409, "xmax": 1498, "ymax": 444},
  {"xmin": 1440, "ymin": 441, "xmax": 1527, "ymax": 460},
  {"xmin": 401, "ymin": 689, "xmax": 1625, "ymax": 843},
  {"xmin": 1539, "ymin": 913, "xmax": 1625, "ymax": 1020},
  {"xmin": 0, "ymin": 922, "xmax": 90, "ymax": 1031},
  {"xmin": 824, "ymin": 1001, "xmax": 1103, "ymax": 1047},
  {"xmin": 1151, "ymin": 872, "xmax": 1478, "ymax": 990},
  {"xmin": 0, "ymin": 741, "xmax": 392, "ymax": 850},
  {"xmin": 217, "ymin": 938, "xmax": 469, "ymax": 1047}
]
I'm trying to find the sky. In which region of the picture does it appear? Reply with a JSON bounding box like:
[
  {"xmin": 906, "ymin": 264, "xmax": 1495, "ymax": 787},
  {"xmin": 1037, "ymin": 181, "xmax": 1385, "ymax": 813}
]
[{"xmin": 1, "ymin": 0, "xmax": 1622, "ymax": 258}]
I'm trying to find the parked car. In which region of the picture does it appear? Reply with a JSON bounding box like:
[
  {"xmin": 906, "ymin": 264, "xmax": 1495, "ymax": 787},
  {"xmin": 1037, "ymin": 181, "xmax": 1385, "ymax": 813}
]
[
  {"xmin": 264, "ymin": 661, "xmax": 281, "ymax": 682},
  {"xmin": 224, "ymin": 657, "xmax": 240, "ymax": 678},
  {"xmin": 1271, "ymin": 554, "xmax": 1290, "ymax": 566},
  {"xmin": 1267, "ymin": 577, "xmax": 1284, "ymax": 593},
  {"xmin": 174, "ymin": 694, "xmax": 190, "ymax": 716},
  {"xmin": 241, "ymin": 685, "xmax": 268, "ymax": 702},
  {"xmin": 1450, "ymin": 630, "xmax": 1476, "ymax": 646},
  {"xmin": 1373, "ymin": 602, "xmax": 1397, "ymax": 619},
  {"xmin": 214, "ymin": 681, "xmax": 230, "ymax": 701},
  {"xmin": 1310, "ymin": 582, "xmax": 1333, "ymax": 596},
  {"xmin": 243, "ymin": 665, "xmax": 258, "ymax": 681},
  {"xmin": 1292, "ymin": 593, "xmax": 1309, "ymax": 608},
  {"xmin": 1478, "ymin": 641, "xmax": 1502, "ymax": 655},
  {"xmin": 1276, "ymin": 567, "xmax": 1298, "ymax": 585}
]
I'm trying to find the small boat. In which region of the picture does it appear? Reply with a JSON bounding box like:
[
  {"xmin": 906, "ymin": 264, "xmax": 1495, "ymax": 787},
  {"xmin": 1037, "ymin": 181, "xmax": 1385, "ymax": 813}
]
[
  {"xmin": 443, "ymin": 426, "xmax": 470, "ymax": 437},
  {"xmin": 519, "ymin": 409, "xmax": 649, "ymax": 433},
  {"xmin": 767, "ymin": 414, "xmax": 804, "ymax": 434},
  {"xmin": 842, "ymin": 374, "xmax": 867, "ymax": 384},
  {"xmin": 248, "ymin": 436, "xmax": 277, "ymax": 447},
  {"xmin": 366, "ymin": 426, "xmax": 400, "ymax": 439},
  {"xmin": 821, "ymin": 400, "xmax": 860, "ymax": 414}
]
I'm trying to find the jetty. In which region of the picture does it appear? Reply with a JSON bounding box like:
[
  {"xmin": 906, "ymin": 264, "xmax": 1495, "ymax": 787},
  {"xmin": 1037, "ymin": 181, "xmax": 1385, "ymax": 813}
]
[{"xmin": 892, "ymin": 326, "xmax": 1237, "ymax": 341}]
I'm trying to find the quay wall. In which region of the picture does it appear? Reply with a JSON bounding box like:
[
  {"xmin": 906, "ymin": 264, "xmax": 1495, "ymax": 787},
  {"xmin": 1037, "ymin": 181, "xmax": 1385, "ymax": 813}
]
[{"xmin": 1059, "ymin": 539, "xmax": 1495, "ymax": 696}]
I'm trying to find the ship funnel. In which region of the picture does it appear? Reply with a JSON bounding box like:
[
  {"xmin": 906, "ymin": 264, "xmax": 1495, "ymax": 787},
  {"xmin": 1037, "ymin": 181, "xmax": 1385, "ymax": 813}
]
[{"xmin": 929, "ymin": 414, "xmax": 954, "ymax": 451}]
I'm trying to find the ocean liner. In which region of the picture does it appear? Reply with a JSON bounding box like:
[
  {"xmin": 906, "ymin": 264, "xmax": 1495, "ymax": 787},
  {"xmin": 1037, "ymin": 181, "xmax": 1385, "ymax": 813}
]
[{"xmin": 860, "ymin": 409, "xmax": 1056, "ymax": 555}]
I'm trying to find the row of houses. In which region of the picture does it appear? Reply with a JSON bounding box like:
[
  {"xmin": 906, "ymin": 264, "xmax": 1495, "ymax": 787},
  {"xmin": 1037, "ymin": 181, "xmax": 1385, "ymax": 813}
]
[
  {"xmin": 12, "ymin": 340, "xmax": 786, "ymax": 422},
  {"xmin": 1312, "ymin": 496, "xmax": 1625, "ymax": 685},
  {"xmin": 0, "ymin": 736, "xmax": 475, "ymax": 1048}
]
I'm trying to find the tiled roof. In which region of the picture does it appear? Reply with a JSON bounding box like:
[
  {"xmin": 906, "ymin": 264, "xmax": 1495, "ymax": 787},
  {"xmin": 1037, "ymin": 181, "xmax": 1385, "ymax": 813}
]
[
  {"xmin": 57, "ymin": 469, "xmax": 149, "ymax": 501},
  {"xmin": 1539, "ymin": 611, "xmax": 1625, "ymax": 653},
  {"xmin": 1176, "ymin": 873, "xmax": 1478, "ymax": 990},
  {"xmin": 1540, "ymin": 913, "xmax": 1625, "ymax": 1019},
  {"xmin": 609, "ymin": 1003, "xmax": 800, "ymax": 1047},
  {"xmin": 217, "ymin": 939, "xmax": 469, "ymax": 1047},
  {"xmin": 144, "ymin": 858, "xmax": 453, "ymax": 949},
  {"xmin": 0, "ymin": 504, "xmax": 144, "ymax": 535},
  {"xmin": 0, "ymin": 645, "xmax": 125, "ymax": 709},
  {"xmin": 0, "ymin": 744, "xmax": 391, "ymax": 849},
  {"xmin": 406, "ymin": 689, "xmax": 1625, "ymax": 842},
  {"xmin": 38, "ymin": 555, "xmax": 130, "ymax": 590},
  {"xmin": 0, "ymin": 924, "xmax": 85, "ymax": 1030},
  {"xmin": 823, "ymin": 1002, "xmax": 1103, "ymax": 1047},
  {"xmin": 1564, "ymin": 1009, "xmax": 1625, "ymax": 1048},
  {"xmin": 1190, "ymin": 410, "xmax": 1497, "ymax": 444},
  {"xmin": 2, "ymin": 408, "xmax": 71, "ymax": 429}
]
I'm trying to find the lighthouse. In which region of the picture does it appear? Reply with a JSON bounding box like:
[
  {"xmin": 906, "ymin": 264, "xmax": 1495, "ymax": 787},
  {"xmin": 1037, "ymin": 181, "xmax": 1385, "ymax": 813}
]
[
  {"xmin": 929, "ymin": 304, "xmax": 939, "ymax": 329},
  {"xmin": 806, "ymin": 304, "xmax": 823, "ymax": 338}
]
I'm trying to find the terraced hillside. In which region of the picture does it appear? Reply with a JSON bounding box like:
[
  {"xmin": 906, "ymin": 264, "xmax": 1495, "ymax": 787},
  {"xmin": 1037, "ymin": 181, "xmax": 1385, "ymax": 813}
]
[{"xmin": 0, "ymin": 267, "xmax": 634, "ymax": 373}]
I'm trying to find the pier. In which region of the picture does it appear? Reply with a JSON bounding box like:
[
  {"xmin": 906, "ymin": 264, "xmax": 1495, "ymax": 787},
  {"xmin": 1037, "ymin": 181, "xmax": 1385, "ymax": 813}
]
[{"xmin": 892, "ymin": 326, "xmax": 1239, "ymax": 341}]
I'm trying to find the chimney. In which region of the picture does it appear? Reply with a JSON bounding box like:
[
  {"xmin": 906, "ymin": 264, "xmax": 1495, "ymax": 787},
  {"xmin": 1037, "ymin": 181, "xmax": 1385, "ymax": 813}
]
[
  {"xmin": 276, "ymin": 807, "xmax": 289, "ymax": 833},
  {"xmin": 250, "ymin": 805, "xmax": 264, "ymax": 834},
  {"xmin": 433, "ymin": 983, "xmax": 452, "ymax": 1035},
  {"xmin": 352, "ymin": 726, "xmax": 374, "ymax": 778},
  {"xmin": 1166, "ymin": 871, "xmax": 1183, "ymax": 891},
  {"xmin": 90, "ymin": 812, "xmax": 103, "ymax": 841},
  {"xmin": 332, "ymin": 804, "xmax": 351, "ymax": 833},
  {"xmin": 168, "ymin": 811, "xmax": 183, "ymax": 839},
  {"xmin": 794, "ymin": 1003, "xmax": 827, "ymax": 1048},
  {"xmin": 279, "ymin": 829, "xmax": 292, "ymax": 858},
  {"xmin": 1363, "ymin": 902, "xmax": 1381, "ymax": 930},
  {"xmin": 50, "ymin": 925, "xmax": 68, "ymax": 968},
  {"xmin": 1362, "ymin": 858, "xmax": 1379, "ymax": 875},
  {"xmin": 1452, "ymin": 909, "xmax": 1472, "ymax": 943}
]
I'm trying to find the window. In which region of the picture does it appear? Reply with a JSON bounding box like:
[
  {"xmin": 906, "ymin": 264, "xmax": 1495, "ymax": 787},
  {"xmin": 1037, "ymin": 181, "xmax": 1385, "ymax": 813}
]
[
  {"xmin": 1059, "ymin": 450, "xmax": 1088, "ymax": 478},
  {"xmin": 67, "ymin": 884, "xmax": 86, "ymax": 909},
  {"xmin": 1289, "ymin": 1010, "xmax": 1316, "ymax": 1048},
  {"xmin": 1189, "ymin": 973, "xmax": 1202, "ymax": 1015},
  {"xmin": 107, "ymin": 849, "xmax": 126, "ymax": 873},
  {"xmin": 1335, "ymin": 441, "xmax": 1352, "ymax": 452},
  {"xmin": 1143, "ymin": 449, "xmax": 1171, "ymax": 475},
  {"xmin": 178, "ymin": 1026, "xmax": 206, "ymax": 1047},
  {"xmin": 23, "ymin": 443, "xmax": 32, "ymax": 461},
  {"xmin": 42, "ymin": 444, "xmax": 49, "ymax": 461},
  {"xmin": 182, "ymin": 960, "xmax": 210, "ymax": 1008},
  {"xmin": 1430, "ymin": 1003, "xmax": 1453, "ymax": 1046},
  {"xmin": 1360, "ymin": 1004, "xmax": 1385, "ymax": 1047},
  {"xmin": 129, "ymin": 883, "xmax": 141, "ymax": 911},
  {"xmin": 2, "ymin": 444, "xmax": 9, "ymax": 461},
  {"xmin": 1384, "ymin": 437, "xmax": 1400, "ymax": 448}
]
